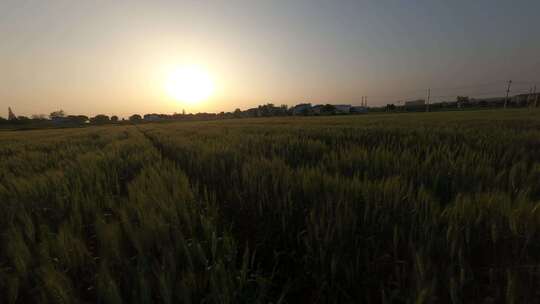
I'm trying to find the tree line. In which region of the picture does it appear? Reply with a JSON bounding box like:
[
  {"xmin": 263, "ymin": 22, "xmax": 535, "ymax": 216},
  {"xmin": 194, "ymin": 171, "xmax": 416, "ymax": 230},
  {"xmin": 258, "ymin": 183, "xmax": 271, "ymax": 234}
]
[{"xmin": 1, "ymin": 103, "xmax": 352, "ymax": 128}]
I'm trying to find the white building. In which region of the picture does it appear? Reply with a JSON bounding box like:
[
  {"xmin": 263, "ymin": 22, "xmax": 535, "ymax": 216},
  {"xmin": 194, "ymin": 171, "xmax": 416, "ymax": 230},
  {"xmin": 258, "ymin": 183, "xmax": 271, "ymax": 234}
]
[
  {"xmin": 292, "ymin": 103, "xmax": 312, "ymax": 115},
  {"xmin": 334, "ymin": 104, "xmax": 351, "ymax": 114},
  {"xmin": 144, "ymin": 114, "xmax": 162, "ymax": 121}
]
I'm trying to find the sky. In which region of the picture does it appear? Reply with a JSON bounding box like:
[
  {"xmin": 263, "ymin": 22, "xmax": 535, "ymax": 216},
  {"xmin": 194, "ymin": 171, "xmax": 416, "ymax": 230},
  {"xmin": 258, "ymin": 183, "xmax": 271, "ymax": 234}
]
[{"xmin": 1, "ymin": 0, "xmax": 540, "ymax": 117}]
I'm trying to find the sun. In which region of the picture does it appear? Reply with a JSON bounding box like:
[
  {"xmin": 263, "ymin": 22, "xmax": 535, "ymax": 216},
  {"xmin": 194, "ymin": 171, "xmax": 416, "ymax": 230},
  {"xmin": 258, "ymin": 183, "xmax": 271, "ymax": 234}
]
[{"xmin": 165, "ymin": 66, "xmax": 214, "ymax": 104}]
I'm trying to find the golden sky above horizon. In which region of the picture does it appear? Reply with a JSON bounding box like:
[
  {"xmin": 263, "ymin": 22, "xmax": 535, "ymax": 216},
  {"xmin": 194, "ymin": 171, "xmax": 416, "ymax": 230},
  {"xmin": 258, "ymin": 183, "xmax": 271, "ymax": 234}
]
[{"xmin": 2, "ymin": 0, "xmax": 540, "ymax": 118}]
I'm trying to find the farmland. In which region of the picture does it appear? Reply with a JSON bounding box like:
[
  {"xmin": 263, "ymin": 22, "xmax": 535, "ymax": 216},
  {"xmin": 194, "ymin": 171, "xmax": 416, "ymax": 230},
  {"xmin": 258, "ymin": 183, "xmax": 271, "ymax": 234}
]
[{"xmin": 1, "ymin": 109, "xmax": 540, "ymax": 303}]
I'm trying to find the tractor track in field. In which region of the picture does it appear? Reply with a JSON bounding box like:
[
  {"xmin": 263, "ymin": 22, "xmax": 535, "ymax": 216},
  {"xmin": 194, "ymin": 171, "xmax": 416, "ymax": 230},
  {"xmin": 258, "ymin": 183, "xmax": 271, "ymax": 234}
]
[{"xmin": 132, "ymin": 124, "xmax": 169, "ymax": 162}]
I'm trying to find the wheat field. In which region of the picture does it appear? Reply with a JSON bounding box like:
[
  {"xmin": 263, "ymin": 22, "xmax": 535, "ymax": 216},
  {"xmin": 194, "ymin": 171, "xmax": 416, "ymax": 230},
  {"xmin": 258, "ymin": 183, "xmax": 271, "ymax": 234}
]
[{"xmin": 1, "ymin": 109, "xmax": 540, "ymax": 303}]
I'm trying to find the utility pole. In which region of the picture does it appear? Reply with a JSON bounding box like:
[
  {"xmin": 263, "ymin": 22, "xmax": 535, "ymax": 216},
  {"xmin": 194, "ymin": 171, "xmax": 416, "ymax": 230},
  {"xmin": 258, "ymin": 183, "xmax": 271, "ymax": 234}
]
[
  {"xmin": 8, "ymin": 107, "xmax": 17, "ymax": 120},
  {"xmin": 426, "ymin": 88, "xmax": 431, "ymax": 112},
  {"xmin": 361, "ymin": 96, "xmax": 365, "ymax": 107},
  {"xmin": 527, "ymin": 87, "xmax": 533, "ymax": 107},
  {"xmin": 534, "ymin": 85, "xmax": 540, "ymax": 108},
  {"xmin": 505, "ymin": 80, "xmax": 512, "ymax": 109}
]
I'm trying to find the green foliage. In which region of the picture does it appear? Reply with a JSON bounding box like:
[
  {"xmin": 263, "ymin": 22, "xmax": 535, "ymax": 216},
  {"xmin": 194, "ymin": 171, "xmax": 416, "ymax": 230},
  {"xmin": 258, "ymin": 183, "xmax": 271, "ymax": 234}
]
[{"xmin": 1, "ymin": 109, "xmax": 540, "ymax": 303}]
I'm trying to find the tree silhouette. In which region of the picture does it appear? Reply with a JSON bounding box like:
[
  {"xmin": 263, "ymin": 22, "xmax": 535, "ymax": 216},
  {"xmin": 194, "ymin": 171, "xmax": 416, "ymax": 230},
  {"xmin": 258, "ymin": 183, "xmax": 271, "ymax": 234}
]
[
  {"xmin": 322, "ymin": 104, "xmax": 336, "ymax": 114},
  {"xmin": 129, "ymin": 114, "xmax": 142, "ymax": 122},
  {"xmin": 50, "ymin": 110, "xmax": 66, "ymax": 119},
  {"xmin": 90, "ymin": 115, "xmax": 110, "ymax": 124},
  {"xmin": 31, "ymin": 114, "xmax": 47, "ymax": 120}
]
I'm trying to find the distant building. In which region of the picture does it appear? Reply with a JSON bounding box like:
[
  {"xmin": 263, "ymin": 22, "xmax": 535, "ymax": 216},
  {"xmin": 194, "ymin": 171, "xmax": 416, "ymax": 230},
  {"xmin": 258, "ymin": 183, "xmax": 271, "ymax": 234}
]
[
  {"xmin": 512, "ymin": 93, "xmax": 540, "ymax": 106},
  {"xmin": 334, "ymin": 104, "xmax": 351, "ymax": 114},
  {"xmin": 350, "ymin": 106, "xmax": 368, "ymax": 114},
  {"xmin": 246, "ymin": 107, "xmax": 260, "ymax": 117},
  {"xmin": 469, "ymin": 97, "xmax": 505, "ymax": 107},
  {"xmin": 292, "ymin": 103, "xmax": 312, "ymax": 115},
  {"xmin": 404, "ymin": 100, "xmax": 425, "ymax": 107},
  {"xmin": 311, "ymin": 105, "xmax": 324, "ymax": 114},
  {"xmin": 144, "ymin": 114, "xmax": 162, "ymax": 121}
]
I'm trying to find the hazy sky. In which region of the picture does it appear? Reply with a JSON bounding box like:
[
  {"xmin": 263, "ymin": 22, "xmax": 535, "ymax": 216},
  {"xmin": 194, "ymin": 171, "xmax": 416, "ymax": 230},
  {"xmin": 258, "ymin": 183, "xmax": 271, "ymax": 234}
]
[{"xmin": 2, "ymin": 0, "xmax": 540, "ymax": 117}]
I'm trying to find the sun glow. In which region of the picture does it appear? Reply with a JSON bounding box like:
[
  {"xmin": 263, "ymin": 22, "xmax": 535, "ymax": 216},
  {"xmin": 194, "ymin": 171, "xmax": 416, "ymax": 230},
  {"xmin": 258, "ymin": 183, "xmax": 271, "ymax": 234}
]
[{"xmin": 165, "ymin": 66, "xmax": 214, "ymax": 104}]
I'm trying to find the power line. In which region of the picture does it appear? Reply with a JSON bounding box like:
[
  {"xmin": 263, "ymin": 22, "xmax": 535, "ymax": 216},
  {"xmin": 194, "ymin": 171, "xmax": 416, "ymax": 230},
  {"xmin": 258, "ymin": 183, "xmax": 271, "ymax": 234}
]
[
  {"xmin": 364, "ymin": 79, "xmax": 540, "ymax": 105},
  {"xmin": 367, "ymin": 80, "xmax": 516, "ymax": 98},
  {"xmin": 512, "ymin": 80, "xmax": 540, "ymax": 85},
  {"xmin": 431, "ymin": 90, "xmax": 530, "ymax": 99},
  {"xmin": 431, "ymin": 80, "xmax": 506, "ymax": 91}
]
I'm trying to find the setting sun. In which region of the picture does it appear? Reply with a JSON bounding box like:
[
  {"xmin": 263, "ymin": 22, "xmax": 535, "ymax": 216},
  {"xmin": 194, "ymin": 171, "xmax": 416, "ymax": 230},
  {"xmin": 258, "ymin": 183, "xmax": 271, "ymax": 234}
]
[{"xmin": 165, "ymin": 66, "xmax": 214, "ymax": 104}]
